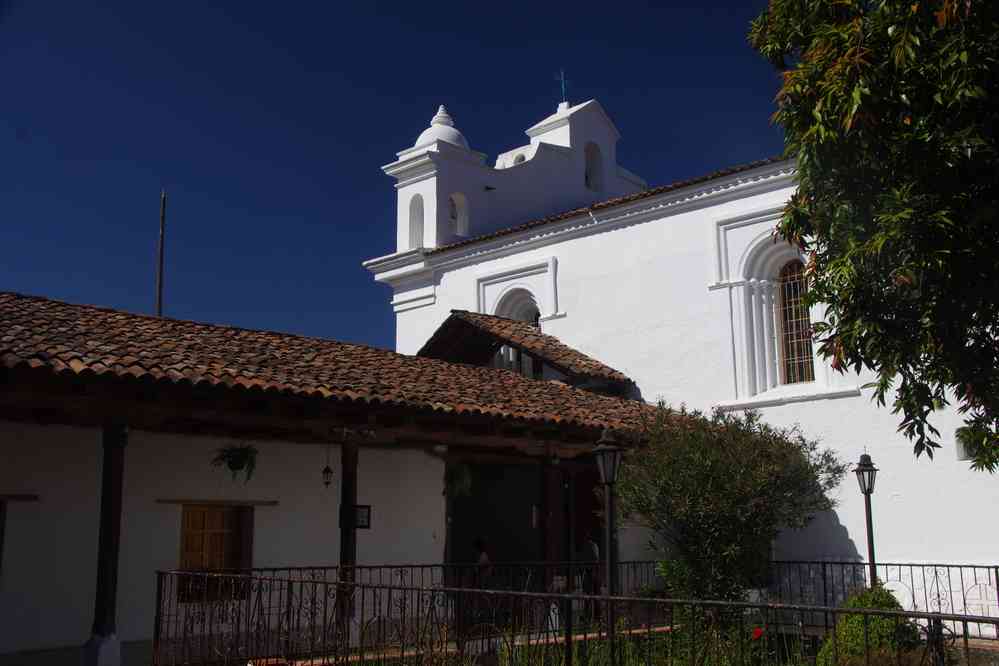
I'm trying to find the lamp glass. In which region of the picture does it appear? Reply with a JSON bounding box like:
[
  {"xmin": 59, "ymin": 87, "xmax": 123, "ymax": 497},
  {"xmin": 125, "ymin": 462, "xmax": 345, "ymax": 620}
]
[
  {"xmin": 854, "ymin": 453, "xmax": 877, "ymax": 495},
  {"xmin": 593, "ymin": 444, "xmax": 623, "ymax": 485}
]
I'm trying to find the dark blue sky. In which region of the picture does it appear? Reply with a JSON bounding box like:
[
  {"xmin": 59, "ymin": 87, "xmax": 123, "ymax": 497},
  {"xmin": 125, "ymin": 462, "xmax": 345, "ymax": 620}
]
[{"xmin": 1, "ymin": 1, "xmax": 784, "ymax": 350}]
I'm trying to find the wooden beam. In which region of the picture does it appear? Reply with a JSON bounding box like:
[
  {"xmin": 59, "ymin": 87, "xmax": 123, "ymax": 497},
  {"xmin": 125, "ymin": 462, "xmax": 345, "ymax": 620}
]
[
  {"xmin": 155, "ymin": 499, "xmax": 279, "ymax": 507},
  {"xmin": 0, "ymin": 494, "xmax": 40, "ymax": 502},
  {"xmin": 0, "ymin": 366, "xmax": 612, "ymax": 451}
]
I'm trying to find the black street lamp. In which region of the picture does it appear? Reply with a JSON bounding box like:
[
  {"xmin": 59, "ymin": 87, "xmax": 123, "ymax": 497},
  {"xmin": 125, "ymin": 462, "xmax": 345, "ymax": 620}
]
[
  {"xmin": 592, "ymin": 430, "xmax": 623, "ymax": 595},
  {"xmin": 593, "ymin": 428, "xmax": 623, "ymax": 665},
  {"xmin": 854, "ymin": 453, "xmax": 879, "ymax": 586}
]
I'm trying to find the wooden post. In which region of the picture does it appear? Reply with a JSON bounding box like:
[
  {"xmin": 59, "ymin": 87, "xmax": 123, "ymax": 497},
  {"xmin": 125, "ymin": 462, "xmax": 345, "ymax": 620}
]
[
  {"xmin": 92, "ymin": 424, "xmax": 127, "ymax": 636},
  {"xmin": 84, "ymin": 424, "xmax": 127, "ymax": 666},
  {"xmin": 339, "ymin": 441, "xmax": 359, "ymax": 573},
  {"xmin": 336, "ymin": 441, "xmax": 359, "ymax": 645}
]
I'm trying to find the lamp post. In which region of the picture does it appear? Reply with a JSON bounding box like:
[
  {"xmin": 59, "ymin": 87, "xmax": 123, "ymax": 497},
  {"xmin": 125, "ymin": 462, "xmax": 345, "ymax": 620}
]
[
  {"xmin": 854, "ymin": 453, "xmax": 879, "ymax": 586},
  {"xmin": 593, "ymin": 430, "xmax": 623, "ymax": 595},
  {"xmin": 593, "ymin": 429, "xmax": 623, "ymax": 665}
]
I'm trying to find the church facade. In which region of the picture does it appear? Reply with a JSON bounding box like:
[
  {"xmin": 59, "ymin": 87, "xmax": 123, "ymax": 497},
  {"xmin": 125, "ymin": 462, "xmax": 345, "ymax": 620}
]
[{"xmin": 365, "ymin": 100, "xmax": 999, "ymax": 566}]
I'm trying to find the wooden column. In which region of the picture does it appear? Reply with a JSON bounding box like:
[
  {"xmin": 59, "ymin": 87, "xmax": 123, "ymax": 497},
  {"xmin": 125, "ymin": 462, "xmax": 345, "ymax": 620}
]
[
  {"xmin": 336, "ymin": 441, "xmax": 359, "ymax": 644},
  {"xmin": 338, "ymin": 441, "xmax": 358, "ymax": 575},
  {"xmin": 538, "ymin": 460, "xmax": 549, "ymax": 564},
  {"xmin": 91, "ymin": 423, "xmax": 127, "ymax": 637}
]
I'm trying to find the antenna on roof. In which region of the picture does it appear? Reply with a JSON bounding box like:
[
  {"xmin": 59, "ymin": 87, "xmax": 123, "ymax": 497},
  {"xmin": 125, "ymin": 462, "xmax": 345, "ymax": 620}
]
[
  {"xmin": 554, "ymin": 68, "xmax": 569, "ymax": 105},
  {"xmin": 155, "ymin": 190, "xmax": 167, "ymax": 317}
]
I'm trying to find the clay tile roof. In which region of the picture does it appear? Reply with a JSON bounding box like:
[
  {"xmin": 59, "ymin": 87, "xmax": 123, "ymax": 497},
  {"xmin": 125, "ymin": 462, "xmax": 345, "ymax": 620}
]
[
  {"xmin": 429, "ymin": 156, "xmax": 790, "ymax": 255},
  {"xmin": 0, "ymin": 292, "xmax": 654, "ymax": 432},
  {"xmin": 419, "ymin": 310, "xmax": 632, "ymax": 386}
]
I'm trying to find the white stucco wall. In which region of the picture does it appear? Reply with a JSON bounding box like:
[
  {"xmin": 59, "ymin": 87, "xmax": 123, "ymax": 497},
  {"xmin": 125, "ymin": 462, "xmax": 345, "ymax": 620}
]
[
  {"xmin": 381, "ymin": 166, "xmax": 999, "ymax": 568},
  {"xmin": 0, "ymin": 421, "xmax": 444, "ymax": 655},
  {"xmin": 0, "ymin": 422, "xmax": 101, "ymax": 656}
]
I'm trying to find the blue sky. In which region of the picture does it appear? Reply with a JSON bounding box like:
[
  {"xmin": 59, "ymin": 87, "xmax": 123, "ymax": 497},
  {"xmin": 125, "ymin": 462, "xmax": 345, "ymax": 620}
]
[{"xmin": 0, "ymin": 1, "xmax": 784, "ymax": 350}]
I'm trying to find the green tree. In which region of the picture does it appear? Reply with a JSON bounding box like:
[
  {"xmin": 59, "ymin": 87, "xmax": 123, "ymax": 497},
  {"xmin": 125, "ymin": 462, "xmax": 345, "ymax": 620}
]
[
  {"xmin": 749, "ymin": 1, "xmax": 999, "ymax": 471},
  {"xmin": 617, "ymin": 404, "xmax": 846, "ymax": 601}
]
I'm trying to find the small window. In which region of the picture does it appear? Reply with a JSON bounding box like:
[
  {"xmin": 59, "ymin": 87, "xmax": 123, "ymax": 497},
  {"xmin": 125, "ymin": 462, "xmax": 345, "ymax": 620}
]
[
  {"xmin": 513, "ymin": 154, "xmax": 526, "ymax": 165},
  {"xmin": 492, "ymin": 345, "xmax": 543, "ymax": 379},
  {"xmin": 179, "ymin": 505, "xmax": 253, "ymax": 601},
  {"xmin": 776, "ymin": 261, "xmax": 815, "ymax": 384}
]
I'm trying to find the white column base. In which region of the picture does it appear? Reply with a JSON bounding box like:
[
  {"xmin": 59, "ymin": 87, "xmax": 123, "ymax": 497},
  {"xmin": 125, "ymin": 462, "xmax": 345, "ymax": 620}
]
[{"xmin": 83, "ymin": 634, "xmax": 121, "ymax": 666}]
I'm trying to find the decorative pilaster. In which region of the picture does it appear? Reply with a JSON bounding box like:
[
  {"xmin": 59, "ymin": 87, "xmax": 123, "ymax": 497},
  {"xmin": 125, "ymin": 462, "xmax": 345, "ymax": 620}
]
[
  {"xmin": 743, "ymin": 281, "xmax": 758, "ymax": 396},
  {"xmin": 760, "ymin": 280, "xmax": 778, "ymax": 390}
]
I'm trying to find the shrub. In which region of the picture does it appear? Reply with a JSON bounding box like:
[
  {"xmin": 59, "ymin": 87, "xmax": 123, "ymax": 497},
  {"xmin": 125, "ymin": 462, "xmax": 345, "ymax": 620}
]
[
  {"xmin": 617, "ymin": 403, "xmax": 846, "ymax": 601},
  {"xmin": 816, "ymin": 585, "xmax": 920, "ymax": 665}
]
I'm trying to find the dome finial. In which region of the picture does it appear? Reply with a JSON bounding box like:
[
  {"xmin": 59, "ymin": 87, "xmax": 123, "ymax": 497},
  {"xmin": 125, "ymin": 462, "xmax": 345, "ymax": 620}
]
[
  {"xmin": 413, "ymin": 104, "xmax": 469, "ymax": 150},
  {"xmin": 431, "ymin": 105, "xmax": 455, "ymax": 127}
]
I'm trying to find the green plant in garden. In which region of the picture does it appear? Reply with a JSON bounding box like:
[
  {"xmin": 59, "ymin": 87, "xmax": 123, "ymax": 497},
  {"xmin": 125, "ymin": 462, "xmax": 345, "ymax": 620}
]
[
  {"xmin": 748, "ymin": 0, "xmax": 999, "ymax": 472},
  {"xmin": 617, "ymin": 403, "xmax": 846, "ymax": 601},
  {"xmin": 816, "ymin": 585, "xmax": 920, "ymax": 665}
]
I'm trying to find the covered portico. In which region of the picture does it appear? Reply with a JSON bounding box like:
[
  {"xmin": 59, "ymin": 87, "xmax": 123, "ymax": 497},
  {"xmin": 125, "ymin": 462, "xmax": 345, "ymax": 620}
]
[{"xmin": 0, "ymin": 292, "xmax": 649, "ymax": 665}]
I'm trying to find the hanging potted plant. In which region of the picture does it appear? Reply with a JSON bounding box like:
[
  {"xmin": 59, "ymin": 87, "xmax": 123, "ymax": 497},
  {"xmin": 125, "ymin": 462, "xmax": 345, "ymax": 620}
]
[{"xmin": 211, "ymin": 444, "xmax": 259, "ymax": 482}]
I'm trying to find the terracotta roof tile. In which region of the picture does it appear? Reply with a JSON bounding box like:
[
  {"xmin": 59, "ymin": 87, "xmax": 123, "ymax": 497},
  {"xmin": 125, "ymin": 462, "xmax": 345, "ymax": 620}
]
[
  {"xmin": 0, "ymin": 292, "xmax": 654, "ymax": 432},
  {"xmin": 429, "ymin": 156, "xmax": 789, "ymax": 255},
  {"xmin": 419, "ymin": 310, "xmax": 632, "ymax": 385}
]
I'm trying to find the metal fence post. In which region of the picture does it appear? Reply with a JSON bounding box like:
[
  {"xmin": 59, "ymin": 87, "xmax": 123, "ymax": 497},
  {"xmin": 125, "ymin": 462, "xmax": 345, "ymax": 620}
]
[
  {"xmin": 152, "ymin": 571, "xmax": 164, "ymax": 666},
  {"xmin": 284, "ymin": 578, "xmax": 294, "ymax": 659}
]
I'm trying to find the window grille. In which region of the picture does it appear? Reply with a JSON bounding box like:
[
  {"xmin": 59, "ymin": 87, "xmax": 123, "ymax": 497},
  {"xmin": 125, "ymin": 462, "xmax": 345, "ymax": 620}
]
[{"xmin": 776, "ymin": 260, "xmax": 815, "ymax": 384}]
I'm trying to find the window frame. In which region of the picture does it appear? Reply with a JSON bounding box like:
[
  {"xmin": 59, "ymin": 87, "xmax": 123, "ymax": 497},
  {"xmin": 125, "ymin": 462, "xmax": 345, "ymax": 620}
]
[
  {"xmin": 177, "ymin": 503, "xmax": 253, "ymax": 602},
  {"xmin": 775, "ymin": 259, "xmax": 816, "ymax": 386}
]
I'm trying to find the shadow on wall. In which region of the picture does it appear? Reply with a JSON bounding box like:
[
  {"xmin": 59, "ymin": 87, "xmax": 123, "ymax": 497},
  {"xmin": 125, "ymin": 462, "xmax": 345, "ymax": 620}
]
[{"xmin": 773, "ymin": 509, "xmax": 862, "ymax": 561}]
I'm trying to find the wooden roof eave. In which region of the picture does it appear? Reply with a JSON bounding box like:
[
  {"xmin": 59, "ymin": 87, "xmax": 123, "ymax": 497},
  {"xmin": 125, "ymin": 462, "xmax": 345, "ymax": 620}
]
[{"xmin": 0, "ymin": 364, "xmax": 616, "ymax": 454}]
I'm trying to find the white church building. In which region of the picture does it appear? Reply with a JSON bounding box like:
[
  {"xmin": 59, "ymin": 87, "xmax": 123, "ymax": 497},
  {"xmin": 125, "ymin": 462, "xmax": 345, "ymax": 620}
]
[{"xmin": 365, "ymin": 99, "xmax": 999, "ymax": 566}]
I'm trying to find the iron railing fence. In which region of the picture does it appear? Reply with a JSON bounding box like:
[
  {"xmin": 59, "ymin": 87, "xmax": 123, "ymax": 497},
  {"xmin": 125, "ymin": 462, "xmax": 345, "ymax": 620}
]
[
  {"xmin": 206, "ymin": 560, "xmax": 999, "ymax": 619},
  {"xmin": 769, "ymin": 561, "xmax": 999, "ymax": 621},
  {"xmin": 210, "ymin": 561, "xmax": 660, "ymax": 596},
  {"xmin": 153, "ymin": 570, "xmax": 999, "ymax": 666}
]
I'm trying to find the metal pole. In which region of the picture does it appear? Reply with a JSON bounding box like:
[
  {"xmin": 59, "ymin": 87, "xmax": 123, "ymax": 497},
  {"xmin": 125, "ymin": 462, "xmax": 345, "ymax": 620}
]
[
  {"xmin": 864, "ymin": 493, "xmax": 876, "ymax": 586},
  {"xmin": 156, "ymin": 190, "xmax": 166, "ymax": 317},
  {"xmin": 156, "ymin": 190, "xmax": 167, "ymax": 317},
  {"xmin": 604, "ymin": 482, "xmax": 616, "ymax": 666},
  {"xmin": 563, "ymin": 469, "xmax": 574, "ymax": 666}
]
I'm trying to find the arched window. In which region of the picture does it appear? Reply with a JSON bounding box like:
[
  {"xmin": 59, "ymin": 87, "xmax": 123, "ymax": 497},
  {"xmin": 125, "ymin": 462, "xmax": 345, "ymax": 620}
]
[
  {"xmin": 448, "ymin": 192, "xmax": 469, "ymax": 237},
  {"xmin": 741, "ymin": 237, "xmax": 816, "ymax": 396},
  {"xmin": 408, "ymin": 194, "xmax": 424, "ymax": 249},
  {"xmin": 492, "ymin": 288, "xmax": 542, "ymax": 378},
  {"xmin": 776, "ymin": 260, "xmax": 815, "ymax": 384},
  {"xmin": 584, "ymin": 142, "xmax": 603, "ymax": 191}
]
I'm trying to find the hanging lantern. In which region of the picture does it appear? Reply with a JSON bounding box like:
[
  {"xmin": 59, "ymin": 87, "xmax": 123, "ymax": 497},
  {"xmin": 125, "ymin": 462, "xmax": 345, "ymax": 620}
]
[
  {"xmin": 592, "ymin": 428, "xmax": 623, "ymax": 486},
  {"xmin": 322, "ymin": 444, "xmax": 334, "ymax": 488}
]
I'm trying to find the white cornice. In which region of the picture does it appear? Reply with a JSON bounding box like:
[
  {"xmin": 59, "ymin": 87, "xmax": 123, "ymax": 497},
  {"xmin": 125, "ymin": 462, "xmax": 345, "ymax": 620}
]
[{"xmin": 364, "ymin": 160, "xmax": 796, "ymax": 288}]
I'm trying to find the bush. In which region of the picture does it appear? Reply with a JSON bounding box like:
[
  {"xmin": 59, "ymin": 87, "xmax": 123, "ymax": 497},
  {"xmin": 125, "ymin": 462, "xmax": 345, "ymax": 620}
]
[
  {"xmin": 817, "ymin": 585, "xmax": 920, "ymax": 665},
  {"xmin": 617, "ymin": 404, "xmax": 846, "ymax": 601}
]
